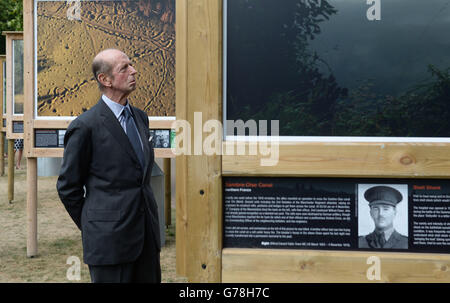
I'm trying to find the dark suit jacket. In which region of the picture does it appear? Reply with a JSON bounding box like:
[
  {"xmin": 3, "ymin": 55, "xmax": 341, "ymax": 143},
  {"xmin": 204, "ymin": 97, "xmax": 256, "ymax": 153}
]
[
  {"xmin": 57, "ymin": 99, "xmax": 161, "ymax": 266},
  {"xmin": 358, "ymin": 230, "xmax": 408, "ymax": 249}
]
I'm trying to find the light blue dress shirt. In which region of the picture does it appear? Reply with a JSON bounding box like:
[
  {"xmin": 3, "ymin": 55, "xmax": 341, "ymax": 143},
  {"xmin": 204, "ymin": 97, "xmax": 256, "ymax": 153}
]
[{"xmin": 101, "ymin": 95, "xmax": 143, "ymax": 150}]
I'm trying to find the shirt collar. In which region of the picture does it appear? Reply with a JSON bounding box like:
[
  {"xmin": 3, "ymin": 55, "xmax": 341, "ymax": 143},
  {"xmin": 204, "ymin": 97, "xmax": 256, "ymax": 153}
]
[{"xmin": 101, "ymin": 94, "xmax": 131, "ymax": 119}]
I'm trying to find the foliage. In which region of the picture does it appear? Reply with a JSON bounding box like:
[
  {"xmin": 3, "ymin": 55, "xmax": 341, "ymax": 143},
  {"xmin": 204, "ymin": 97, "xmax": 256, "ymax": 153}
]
[
  {"xmin": 0, "ymin": 0, "xmax": 23, "ymax": 54},
  {"xmin": 228, "ymin": 0, "xmax": 346, "ymax": 136},
  {"xmin": 333, "ymin": 65, "xmax": 450, "ymax": 137},
  {"xmin": 227, "ymin": 0, "xmax": 450, "ymax": 137}
]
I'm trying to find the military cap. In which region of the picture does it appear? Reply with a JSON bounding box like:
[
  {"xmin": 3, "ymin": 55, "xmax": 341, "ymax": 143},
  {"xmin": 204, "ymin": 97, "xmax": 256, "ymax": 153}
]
[{"xmin": 364, "ymin": 185, "xmax": 403, "ymax": 207}]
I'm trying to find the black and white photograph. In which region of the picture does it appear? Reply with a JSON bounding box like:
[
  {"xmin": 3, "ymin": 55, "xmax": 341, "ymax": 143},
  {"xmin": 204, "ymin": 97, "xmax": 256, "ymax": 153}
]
[
  {"xmin": 153, "ymin": 129, "xmax": 171, "ymax": 148},
  {"xmin": 358, "ymin": 184, "xmax": 408, "ymax": 249}
]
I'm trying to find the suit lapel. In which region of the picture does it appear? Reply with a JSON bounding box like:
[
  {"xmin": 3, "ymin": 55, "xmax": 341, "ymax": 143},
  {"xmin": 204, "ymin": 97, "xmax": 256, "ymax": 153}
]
[
  {"xmin": 383, "ymin": 230, "xmax": 400, "ymax": 249},
  {"xmin": 98, "ymin": 99, "xmax": 141, "ymax": 166},
  {"xmin": 365, "ymin": 233, "xmax": 378, "ymax": 248}
]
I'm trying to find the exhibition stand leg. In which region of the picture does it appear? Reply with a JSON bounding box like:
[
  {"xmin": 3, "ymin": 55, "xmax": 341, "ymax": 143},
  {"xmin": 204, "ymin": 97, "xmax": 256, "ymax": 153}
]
[
  {"xmin": 26, "ymin": 157, "xmax": 38, "ymax": 257},
  {"xmin": 7, "ymin": 139, "xmax": 14, "ymax": 203},
  {"xmin": 164, "ymin": 158, "xmax": 171, "ymax": 227},
  {"xmin": 0, "ymin": 132, "xmax": 4, "ymax": 176}
]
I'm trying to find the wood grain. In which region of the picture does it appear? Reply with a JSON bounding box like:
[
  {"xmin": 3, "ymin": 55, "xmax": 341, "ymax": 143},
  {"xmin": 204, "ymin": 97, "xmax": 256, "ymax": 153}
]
[
  {"xmin": 222, "ymin": 248, "xmax": 450, "ymax": 283},
  {"xmin": 175, "ymin": 0, "xmax": 188, "ymax": 278},
  {"xmin": 175, "ymin": 0, "xmax": 223, "ymax": 282},
  {"xmin": 223, "ymin": 142, "xmax": 450, "ymax": 178}
]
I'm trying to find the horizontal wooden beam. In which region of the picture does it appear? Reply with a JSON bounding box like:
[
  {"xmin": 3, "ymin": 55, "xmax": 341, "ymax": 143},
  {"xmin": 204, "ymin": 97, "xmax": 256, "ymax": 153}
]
[
  {"xmin": 222, "ymin": 142, "xmax": 450, "ymax": 178},
  {"xmin": 32, "ymin": 118, "xmax": 174, "ymax": 130},
  {"xmin": 32, "ymin": 147, "xmax": 174, "ymax": 158},
  {"xmin": 222, "ymin": 248, "xmax": 450, "ymax": 283}
]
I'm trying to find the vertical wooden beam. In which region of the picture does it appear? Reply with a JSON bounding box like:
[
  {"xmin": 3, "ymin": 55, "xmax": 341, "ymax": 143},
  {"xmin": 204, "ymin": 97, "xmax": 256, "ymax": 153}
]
[
  {"xmin": 175, "ymin": 0, "xmax": 188, "ymax": 278},
  {"xmin": 7, "ymin": 139, "xmax": 14, "ymax": 203},
  {"xmin": 183, "ymin": 0, "xmax": 223, "ymax": 282},
  {"xmin": 26, "ymin": 157, "xmax": 38, "ymax": 257},
  {"xmin": 164, "ymin": 158, "xmax": 171, "ymax": 227},
  {"xmin": 23, "ymin": 0, "xmax": 38, "ymax": 257},
  {"xmin": 0, "ymin": 132, "xmax": 4, "ymax": 176},
  {"xmin": 23, "ymin": 0, "xmax": 34, "ymax": 158}
]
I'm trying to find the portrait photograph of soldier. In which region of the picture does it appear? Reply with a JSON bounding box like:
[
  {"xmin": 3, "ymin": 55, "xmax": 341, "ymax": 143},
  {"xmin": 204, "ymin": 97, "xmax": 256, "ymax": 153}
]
[
  {"xmin": 358, "ymin": 184, "xmax": 409, "ymax": 250},
  {"xmin": 150, "ymin": 129, "xmax": 170, "ymax": 148}
]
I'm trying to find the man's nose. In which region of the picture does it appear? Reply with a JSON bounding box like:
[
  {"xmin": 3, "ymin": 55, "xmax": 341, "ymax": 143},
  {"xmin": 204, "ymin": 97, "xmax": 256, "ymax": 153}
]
[
  {"xmin": 379, "ymin": 209, "xmax": 388, "ymax": 216},
  {"xmin": 130, "ymin": 66, "xmax": 137, "ymax": 74}
]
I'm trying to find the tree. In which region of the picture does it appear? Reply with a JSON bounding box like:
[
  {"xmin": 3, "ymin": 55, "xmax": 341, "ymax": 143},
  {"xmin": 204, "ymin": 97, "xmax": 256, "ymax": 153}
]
[{"xmin": 0, "ymin": 0, "xmax": 23, "ymax": 54}]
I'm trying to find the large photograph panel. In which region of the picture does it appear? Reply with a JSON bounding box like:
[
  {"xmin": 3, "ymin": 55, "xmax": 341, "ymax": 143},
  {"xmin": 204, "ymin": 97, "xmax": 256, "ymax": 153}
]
[
  {"xmin": 226, "ymin": 0, "xmax": 450, "ymax": 137},
  {"xmin": 13, "ymin": 39, "xmax": 24, "ymax": 115},
  {"xmin": 36, "ymin": 0, "xmax": 175, "ymax": 117},
  {"xmin": 2, "ymin": 60, "xmax": 6, "ymax": 115}
]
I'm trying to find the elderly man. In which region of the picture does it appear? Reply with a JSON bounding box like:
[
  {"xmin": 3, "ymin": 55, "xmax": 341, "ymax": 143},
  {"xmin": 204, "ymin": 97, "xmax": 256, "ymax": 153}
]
[
  {"xmin": 358, "ymin": 185, "xmax": 408, "ymax": 249},
  {"xmin": 57, "ymin": 49, "xmax": 161, "ymax": 283}
]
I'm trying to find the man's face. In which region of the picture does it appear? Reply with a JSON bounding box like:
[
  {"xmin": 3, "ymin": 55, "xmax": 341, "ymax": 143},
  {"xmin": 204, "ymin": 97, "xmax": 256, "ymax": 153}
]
[
  {"xmin": 108, "ymin": 52, "xmax": 137, "ymax": 94},
  {"xmin": 370, "ymin": 204, "xmax": 396, "ymax": 231}
]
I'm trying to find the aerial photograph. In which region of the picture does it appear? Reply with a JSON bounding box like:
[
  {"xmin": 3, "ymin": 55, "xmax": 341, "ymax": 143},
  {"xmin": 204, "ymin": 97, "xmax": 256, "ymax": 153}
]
[{"xmin": 36, "ymin": 0, "xmax": 175, "ymax": 117}]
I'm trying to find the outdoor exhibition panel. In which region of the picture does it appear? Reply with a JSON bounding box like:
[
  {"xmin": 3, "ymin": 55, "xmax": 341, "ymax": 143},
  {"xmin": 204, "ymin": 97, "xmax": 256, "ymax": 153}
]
[
  {"xmin": 3, "ymin": 32, "xmax": 24, "ymax": 203},
  {"xmin": 22, "ymin": 0, "xmax": 177, "ymax": 257},
  {"xmin": 4, "ymin": 32, "xmax": 24, "ymax": 141},
  {"xmin": 0, "ymin": 55, "xmax": 5, "ymax": 177},
  {"xmin": 23, "ymin": 0, "xmax": 176, "ymax": 159},
  {"xmin": 1, "ymin": 55, "xmax": 6, "ymax": 133},
  {"xmin": 176, "ymin": 0, "xmax": 450, "ymax": 282}
]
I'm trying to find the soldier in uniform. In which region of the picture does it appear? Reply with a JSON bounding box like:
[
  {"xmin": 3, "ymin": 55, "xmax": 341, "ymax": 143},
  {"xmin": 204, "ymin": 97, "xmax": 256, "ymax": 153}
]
[{"xmin": 358, "ymin": 185, "xmax": 408, "ymax": 249}]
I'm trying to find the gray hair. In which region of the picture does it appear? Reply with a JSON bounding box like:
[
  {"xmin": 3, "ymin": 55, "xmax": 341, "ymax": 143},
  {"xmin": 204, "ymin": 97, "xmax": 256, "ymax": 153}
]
[{"xmin": 92, "ymin": 54, "xmax": 114, "ymax": 90}]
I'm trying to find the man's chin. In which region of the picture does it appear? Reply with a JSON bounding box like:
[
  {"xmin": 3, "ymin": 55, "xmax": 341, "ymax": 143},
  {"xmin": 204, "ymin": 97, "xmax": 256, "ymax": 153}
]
[{"xmin": 375, "ymin": 224, "xmax": 392, "ymax": 230}]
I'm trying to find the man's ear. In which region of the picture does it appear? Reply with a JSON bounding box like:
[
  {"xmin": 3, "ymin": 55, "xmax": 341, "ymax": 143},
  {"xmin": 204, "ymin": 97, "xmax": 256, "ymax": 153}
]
[{"xmin": 98, "ymin": 73, "xmax": 112, "ymax": 88}]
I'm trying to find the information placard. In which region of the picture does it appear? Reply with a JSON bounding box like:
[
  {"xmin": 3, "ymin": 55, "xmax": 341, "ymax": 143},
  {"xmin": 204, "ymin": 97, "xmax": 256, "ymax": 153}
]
[
  {"xmin": 12, "ymin": 121, "xmax": 23, "ymax": 133},
  {"xmin": 34, "ymin": 129, "xmax": 65, "ymax": 148},
  {"xmin": 224, "ymin": 177, "xmax": 450, "ymax": 254},
  {"xmin": 150, "ymin": 129, "xmax": 174, "ymax": 148}
]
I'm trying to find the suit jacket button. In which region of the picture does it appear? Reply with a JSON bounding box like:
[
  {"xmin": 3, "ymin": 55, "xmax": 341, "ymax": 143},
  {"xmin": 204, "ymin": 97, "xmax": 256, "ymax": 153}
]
[{"xmin": 140, "ymin": 207, "xmax": 145, "ymax": 212}]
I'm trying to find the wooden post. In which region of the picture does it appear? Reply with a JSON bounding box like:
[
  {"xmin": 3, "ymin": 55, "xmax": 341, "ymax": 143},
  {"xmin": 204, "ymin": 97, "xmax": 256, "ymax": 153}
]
[
  {"xmin": 0, "ymin": 132, "xmax": 4, "ymax": 176},
  {"xmin": 7, "ymin": 139, "xmax": 14, "ymax": 203},
  {"xmin": 26, "ymin": 157, "xmax": 37, "ymax": 257},
  {"xmin": 164, "ymin": 158, "xmax": 171, "ymax": 227},
  {"xmin": 176, "ymin": 0, "xmax": 223, "ymax": 282},
  {"xmin": 175, "ymin": 0, "xmax": 188, "ymax": 278},
  {"xmin": 23, "ymin": 0, "xmax": 37, "ymax": 258}
]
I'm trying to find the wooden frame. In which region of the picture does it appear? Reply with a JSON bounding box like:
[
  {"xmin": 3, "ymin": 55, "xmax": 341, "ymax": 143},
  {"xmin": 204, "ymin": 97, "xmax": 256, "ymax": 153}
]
[
  {"xmin": 0, "ymin": 55, "xmax": 5, "ymax": 177},
  {"xmin": 23, "ymin": 0, "xmax": 175, "ymax": 159},
  {"xmin": 176, "ymin": 0, "xmax": 450, "ymax": 282},
  {"xmin": 22, "ymin": 0, "xmax": 176, "ymax": 257},
  {"xmin": 1, "ymin": 55, "xmax": 5, "ymax": 133},
  {"xmin": 3, "ymin": 32, "xmax": 24, "ymax": 141}
]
